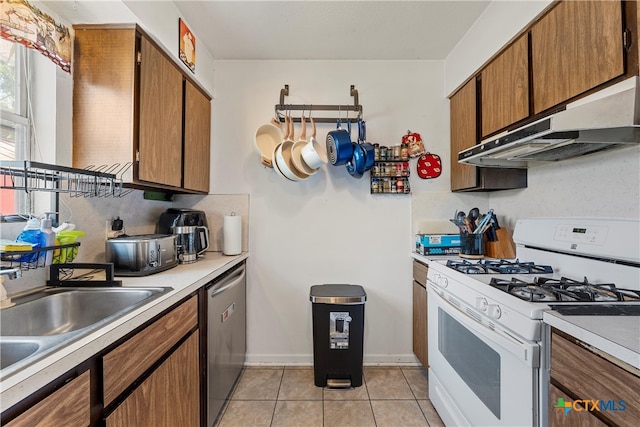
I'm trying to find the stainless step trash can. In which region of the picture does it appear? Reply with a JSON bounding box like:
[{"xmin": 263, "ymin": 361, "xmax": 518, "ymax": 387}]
[{"xmin": 309, "ymin": 284, "xmax": 367, "ymax": 388}]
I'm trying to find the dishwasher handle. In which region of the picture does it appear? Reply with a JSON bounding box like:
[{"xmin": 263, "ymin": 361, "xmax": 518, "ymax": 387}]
[{"xmin": 208, "ymin": 264, "xmax": 245, "ymax": 297}]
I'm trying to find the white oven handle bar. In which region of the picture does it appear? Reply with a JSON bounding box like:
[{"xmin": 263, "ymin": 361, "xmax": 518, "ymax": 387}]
[{"xmin": 429, "ymin": 283, "xmax": 539, "ymax": 367}]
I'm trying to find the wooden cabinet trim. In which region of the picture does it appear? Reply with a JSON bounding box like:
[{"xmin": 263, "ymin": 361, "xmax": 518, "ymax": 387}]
[
  {"xmin": 102, "ymin": 296, "xmax": 198, "ymax": 406},
  {"xmin": 5, "ymin": 371, "xmax": 90, "ymax": 427}
]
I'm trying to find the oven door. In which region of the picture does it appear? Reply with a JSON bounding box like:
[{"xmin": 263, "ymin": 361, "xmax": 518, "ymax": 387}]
[{"xmin": 428, "ymin": 283, "xmax": 540, "ymax": 426}]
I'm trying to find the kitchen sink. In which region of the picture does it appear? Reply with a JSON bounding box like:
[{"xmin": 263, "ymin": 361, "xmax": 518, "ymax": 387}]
[
  {"xmin": 1, "ymin": 288, "xmax": 169, "ymax": 336},
  {"xmin": 0, "ymin": 340, "xmax": 42, "ymax": 370},
  {"xmin": 0, "ymin": 286, "xmax": 173, "ymax": 380}
]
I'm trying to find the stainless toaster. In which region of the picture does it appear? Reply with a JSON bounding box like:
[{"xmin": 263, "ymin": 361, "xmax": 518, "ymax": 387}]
[{"xmin": 106, "ymin": 234, "xmax": 178, "ymax": 276}]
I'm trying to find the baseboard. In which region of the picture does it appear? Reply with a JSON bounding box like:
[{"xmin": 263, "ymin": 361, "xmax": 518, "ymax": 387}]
[{"xmin": 244, "ymin": 353, "xmax": 422, "ymax": 367}]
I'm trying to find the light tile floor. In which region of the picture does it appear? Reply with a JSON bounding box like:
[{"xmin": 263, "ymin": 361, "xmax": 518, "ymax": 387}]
[{"xmin": 216, "ymin": 366, "xmax": 445, "ymax": 427}]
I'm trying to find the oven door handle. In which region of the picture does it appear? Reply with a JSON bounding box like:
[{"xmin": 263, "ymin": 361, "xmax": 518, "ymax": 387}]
[{"xmin": 430, "ymin": 285, "xmax": 539, "ymax": 367}]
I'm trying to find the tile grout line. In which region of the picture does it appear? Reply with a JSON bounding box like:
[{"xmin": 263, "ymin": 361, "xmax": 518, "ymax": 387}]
[{"xmin": 269, "ymin": 368, "xmax": 285, "ymax": 427}]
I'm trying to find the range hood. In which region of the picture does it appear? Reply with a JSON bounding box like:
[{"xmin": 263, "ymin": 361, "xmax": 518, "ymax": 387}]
[{"xmin": 458, "ymin": 76, "xmax": 640, "ymax": 168}]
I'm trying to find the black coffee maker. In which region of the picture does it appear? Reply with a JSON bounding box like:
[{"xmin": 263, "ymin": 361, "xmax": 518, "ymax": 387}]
[{"xmin": 158, "ymin": 208, "xmax": 209, "ymax": 263}]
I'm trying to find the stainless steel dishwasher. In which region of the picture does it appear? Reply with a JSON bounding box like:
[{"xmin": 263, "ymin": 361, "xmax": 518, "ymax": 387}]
[{"xmin": 207, "ymin": 262, "xmax": 246, "ymax": 426}]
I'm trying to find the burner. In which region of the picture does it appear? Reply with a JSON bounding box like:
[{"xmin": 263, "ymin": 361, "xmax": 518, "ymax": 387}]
[
  {"xmin": 446, "ymin": 259, "xmax": 489, "ymax": 274},
  {"xmin": 511, "ymin": 285, "xmax": 559, "ymax": 302},
  {"xmin": 447, "ymin": 259, "xmax": 554, "ymax": 275}
]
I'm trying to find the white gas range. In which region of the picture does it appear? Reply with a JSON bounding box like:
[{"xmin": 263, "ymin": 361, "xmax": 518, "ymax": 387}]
[{"xmin": 420, "ymin": 218, "xmax": 640, "ymax": 427}]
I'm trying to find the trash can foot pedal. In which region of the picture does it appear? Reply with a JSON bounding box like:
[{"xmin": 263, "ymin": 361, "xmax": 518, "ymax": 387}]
[{"xmin": 327, "ymin": 379, "xmax": 351, "ymax": 389}]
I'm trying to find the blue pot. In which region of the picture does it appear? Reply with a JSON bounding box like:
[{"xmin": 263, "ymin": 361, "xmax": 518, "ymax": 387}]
[{"xmin": 326, "ymin": 122, "xmax": 354, "ymax": 166}]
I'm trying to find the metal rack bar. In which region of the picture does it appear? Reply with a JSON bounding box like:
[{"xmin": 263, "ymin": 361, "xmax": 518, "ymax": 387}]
[
  {"xmin": 275, "ymin": 84, "xmax": 363, "ymax": 123},
  {"xmin": 0, "ymin": 161, "xmax": 133, "ymax": 197}
]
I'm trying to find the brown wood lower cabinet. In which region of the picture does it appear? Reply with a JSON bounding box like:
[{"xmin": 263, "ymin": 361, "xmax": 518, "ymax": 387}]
[
  {"xmin": 5, "ymin": 371, "xmax": 90, "ymax": 427},
  {"xmin": 549, "ymin": 329, "xmax": 640, "ymax": 427},
  {"xmin": 412, "ymin": 260, "xmax": 428, "ymax": 368},
  {"xmin": 105, "ymin": 333, "xmax": 200, "ymax": 427}
]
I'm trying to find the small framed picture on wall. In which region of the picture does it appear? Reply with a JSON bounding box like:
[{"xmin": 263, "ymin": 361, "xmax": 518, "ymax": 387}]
[{"xmin": 179, "ymin": 18, "xmax": 196, "ymax": 73}]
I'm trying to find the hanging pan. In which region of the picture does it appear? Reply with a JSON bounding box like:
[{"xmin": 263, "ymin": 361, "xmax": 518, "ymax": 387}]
[{"xmin": 326, "ymin": 109, "xmax": 353, "ymax": 166}]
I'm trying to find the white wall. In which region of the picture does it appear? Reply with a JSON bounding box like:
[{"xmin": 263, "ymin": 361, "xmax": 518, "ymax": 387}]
[{"xmin": 211, "ymin": 60, "xmax": 448, "ymax": 364}]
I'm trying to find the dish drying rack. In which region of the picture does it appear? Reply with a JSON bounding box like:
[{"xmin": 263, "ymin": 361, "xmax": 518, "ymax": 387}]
[
  {"xmin": 275, "ymin": 84, "xmax": 364, "ymax": 123},
  {"xmin": 1, "ymin": 242, "xmax": 81, "ymax": 271},
  {"xmin": 0, "ymin": 161, "xmax": 134, "ymax": 197}
]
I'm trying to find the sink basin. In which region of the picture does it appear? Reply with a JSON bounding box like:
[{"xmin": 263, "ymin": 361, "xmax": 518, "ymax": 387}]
[
  {"xmin": 0, "ymin": 340, "xmax": 42, "ymax": 370},
  {"xmin": 1, "ymin": 288, "xmax": 168, "ymax": 336},
  {"xmin": 0, "ymin": 286, "xmax": 173, "ymax": 380}
]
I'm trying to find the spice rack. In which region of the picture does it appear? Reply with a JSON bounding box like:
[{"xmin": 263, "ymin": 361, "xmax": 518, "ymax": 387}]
[{"xmin": 370, "ymin": 145, "xmax": 411, "ymax": 194}]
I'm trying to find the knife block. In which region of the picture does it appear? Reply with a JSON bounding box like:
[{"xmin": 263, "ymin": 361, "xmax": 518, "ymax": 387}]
[{"xmin": 484, "ymin": 228, "xmax": 516, "ymax": 259}]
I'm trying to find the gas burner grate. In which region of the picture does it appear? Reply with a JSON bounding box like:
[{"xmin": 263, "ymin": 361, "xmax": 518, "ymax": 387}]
[
  {"xmin": 536, "ymin": 277, "xmax": 640, "ymax": 302},
  {"xmin": 489, "ymin": 277, "xmax": 570, "ymax": 302},
  {"xmin": 446, "ymin": 259, "xmax": 553, "ymax": 275}
]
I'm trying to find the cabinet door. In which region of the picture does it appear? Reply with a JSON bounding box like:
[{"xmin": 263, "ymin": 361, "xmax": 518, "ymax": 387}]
[
  {"xmin": 481, "ymin": 35, "xmax": 529, "ymax": 137},
  {"xmin": 106, "ymin": 333, "xmax": 200, "ymax": 427},
  {"xmin": 450, "ymin": 79, "xmax": 478, "ymax": 191},
  {"xmin": 72, "ymin": 27, "xmax": 137, "ymax": 173},
  {"xmin": 531, "ymin": 0, "xmax": 624, "ymax": 114},
  {"xmin": 412, "ymin": 280, "xmax": 428, "ymax": 368},
  {"xmin": 6, "ymin": 371, "xmax": 90, "ymax": 427},
  {"xmin": 183, "ymin": 81, "xmax": 211, "ymax": 193},
  {"xmin": 103, "ymin": 296, "xmax": 198, "ymax": 406},
  {"xmin": 138, "ymin": 36, "xmax": 183, "ymax": 187}
]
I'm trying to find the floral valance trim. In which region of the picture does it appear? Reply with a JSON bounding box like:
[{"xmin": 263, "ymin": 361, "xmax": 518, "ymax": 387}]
[{"xmin": 0, "ymin": 0, "xmax": 71, "ymax": 72}]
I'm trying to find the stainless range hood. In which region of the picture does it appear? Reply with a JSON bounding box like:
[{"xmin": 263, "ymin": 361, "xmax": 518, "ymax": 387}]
[{"xmin": 458, "ymin": 76, "xmax": 640, "ymax": 168}]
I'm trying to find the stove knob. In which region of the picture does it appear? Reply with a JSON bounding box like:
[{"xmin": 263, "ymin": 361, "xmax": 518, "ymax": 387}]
[
  {"xmin": 487, "ymin": 304, "xmax": 502, "ymax": 319},
  {"xmin": 438, "ymin": 276, "xmax": 448, "ymax": 288},
  {"xmin": 476, "ymin": 298, "xmax": 488, "ymax": 312}
]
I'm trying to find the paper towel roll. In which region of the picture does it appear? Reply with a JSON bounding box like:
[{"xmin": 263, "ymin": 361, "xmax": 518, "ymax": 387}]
[{"xmin": 223, "ymin": 214, "xmax": 242, "ymax": 255}]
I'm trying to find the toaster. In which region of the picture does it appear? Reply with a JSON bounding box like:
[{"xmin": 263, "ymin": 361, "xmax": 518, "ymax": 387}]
[{"xmin": 106, "ymin": 234, "xmax": 178, "ymax": 276}]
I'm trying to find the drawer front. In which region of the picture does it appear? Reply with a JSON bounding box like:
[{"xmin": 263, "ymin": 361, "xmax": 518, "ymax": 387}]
[
  {"xmin": 551, "ymin": 331, "xmax": 640, "ymax": 426},
  {"xmin": 412, "ymin": 260, "xmax": 428, "ymax": 286},
  {"xmin": 103, "ymin": 296, "xmax": 198, "ymax": 406}
]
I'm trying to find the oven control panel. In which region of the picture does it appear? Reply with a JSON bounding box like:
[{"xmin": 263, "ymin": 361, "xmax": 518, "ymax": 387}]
[{"xmin": 554, "ymin": 224, "xmax": 608, "ymax": 246}]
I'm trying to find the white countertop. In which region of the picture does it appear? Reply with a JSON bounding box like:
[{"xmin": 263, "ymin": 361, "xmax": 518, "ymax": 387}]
[
  {"xmin": 543, "ymin": 310, "xmax": 640, "ymax": 371},
  {"xmin": 0, "ymin": 252, "xmax": 248, "ymax": 411}
]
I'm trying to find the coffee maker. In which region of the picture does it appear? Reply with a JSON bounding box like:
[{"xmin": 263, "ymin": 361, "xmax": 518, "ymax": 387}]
[{"xmin": 158, "ymin": 208, "xmax": 209, "ymax": 263}]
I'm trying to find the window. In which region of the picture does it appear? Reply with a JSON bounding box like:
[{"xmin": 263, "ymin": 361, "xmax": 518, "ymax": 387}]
[{"xmin": 1, "ymin": 38, "xmax": 30, "ymax": 216}]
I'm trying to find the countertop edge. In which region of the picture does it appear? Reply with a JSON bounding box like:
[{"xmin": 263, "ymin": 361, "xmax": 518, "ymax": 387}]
[
  {"xmin": 0, "ymin": 252, "xmax": 249, "ymax": 411},
  {"xmin": 543, "ymin": 311, "xmax": 640, "ymax": 371}
]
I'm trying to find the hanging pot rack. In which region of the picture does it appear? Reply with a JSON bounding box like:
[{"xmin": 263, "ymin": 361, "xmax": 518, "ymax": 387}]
[{"xmin": 275, "ymin": 84, "xmax": 363, "ymax": 123}]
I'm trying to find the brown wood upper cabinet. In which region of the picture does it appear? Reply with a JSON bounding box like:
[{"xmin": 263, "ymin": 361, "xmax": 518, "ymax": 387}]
[
  {"xmin": 73, "ymin": 24, "xmax": 211, "ymax": 194},
  {"xmin": 531, "ymin": 0, "xmax": 625, "ymax": 115},
  {"xmin": 450, "ymin": 79, "xmax": 527, "ymax": 192},
  {"xmin": 481, "ymin": 35, "xmax": 529, "ymax": 138},
  {"xmin": 450, "ymin": 79, "xmax": 477, "ymax": 191}
]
